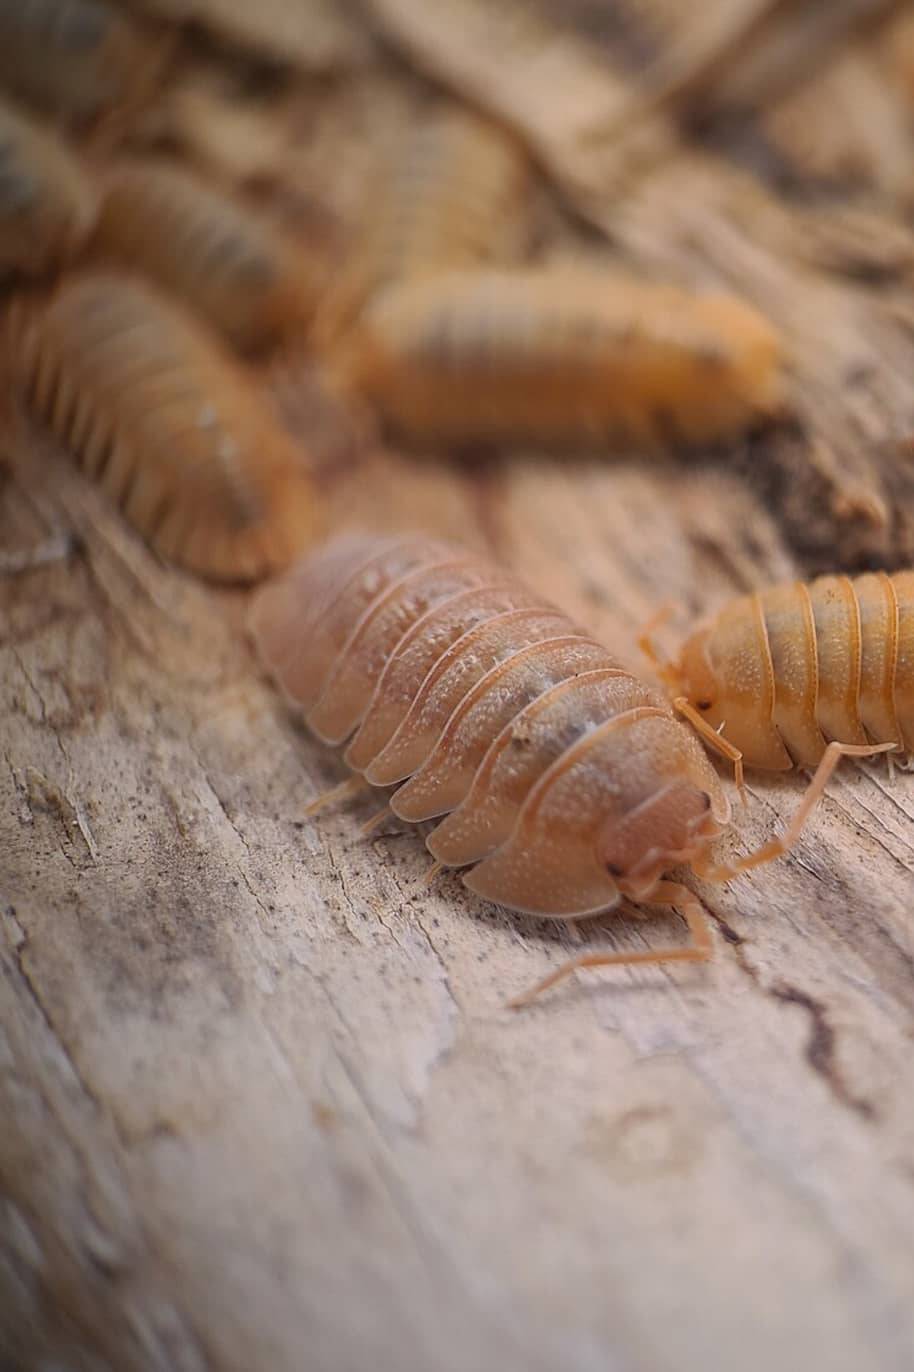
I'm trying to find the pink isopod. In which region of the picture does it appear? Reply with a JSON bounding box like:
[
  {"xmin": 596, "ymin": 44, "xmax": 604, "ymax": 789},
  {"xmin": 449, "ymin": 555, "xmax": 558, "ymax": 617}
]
[{"xmin": 251, "ymin": 533, "xmax": 894, "ymax": 1004}]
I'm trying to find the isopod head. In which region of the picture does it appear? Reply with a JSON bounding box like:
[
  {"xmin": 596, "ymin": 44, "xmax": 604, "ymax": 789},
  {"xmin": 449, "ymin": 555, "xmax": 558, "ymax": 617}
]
[
  {"xmin": 671, "ymin": 602, "xmax": 794, "ymax": 770},
  {"xmin": 459, "ymin": 710, "xmax": 729, "ymax": 918}
]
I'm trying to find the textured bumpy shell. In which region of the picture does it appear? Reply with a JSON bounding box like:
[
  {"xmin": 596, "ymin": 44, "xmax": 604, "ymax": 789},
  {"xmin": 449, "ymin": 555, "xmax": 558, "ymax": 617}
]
[
  {"xmin": 250, "ymin": 534, "xmax": 730, "ymax": 918},
  {"xmin": 0, "ymin": 97, "xmax": 97, "ymax": 278},
  {"xmin": 312, "ymin": 107, "xmax": 529, "ymax": 346},
  {"xmin": 7, "ymin": 271, "xmax": 319, "ymax": 581},
  {"xmin": 92, "ymin": 161, "xmax": 319, "ymax": 352},
  {"xmin": 336, "ymin": 267, "xmax": 785, "ymax": 446},
  {"xmin": 0, "ymin": 0, "xmax": 165, "ymax": 124},
  {"xmin": 675, "ymin": 571, "xmax": 914, "ymax": 769}
]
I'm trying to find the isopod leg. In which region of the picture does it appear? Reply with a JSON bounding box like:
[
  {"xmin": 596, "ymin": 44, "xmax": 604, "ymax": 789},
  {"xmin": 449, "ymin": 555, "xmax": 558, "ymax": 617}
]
[
  {"xmin": 0, "ymin": 530, "xmax": 72, "ymax": 575},
  {"xmin": 420, "ymin": 860, "xmax": 444, "ymax": 889},
  {"xmin": 697, "ymin": 740, "xmax": 898, "ymax": 884},
  {"xmin": 301, "ymin": 774, "xmax": 367, "ymax": 819},
  {"xmin": 0, "ymin": 479, "xmax": 73, "ymax": 575},
  {"xmin": 637, "ymin": 601, "xmax": 680, "ymax": 683},
  {"xmin": 507, "ymin": 883, "xmax": 712, "ymax": 1009},
  {"xmin": 673, "ymin": 696, "xmax": 746, "ymax": 803},
  {"xmin": 359, "ymin": 806, "xmax": 391, "ymax": 836}
]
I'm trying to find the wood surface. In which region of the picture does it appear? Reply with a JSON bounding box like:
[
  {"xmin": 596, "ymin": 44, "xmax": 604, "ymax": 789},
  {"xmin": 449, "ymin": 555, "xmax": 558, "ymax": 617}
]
[{"xmin": 3, "ymin": 3, "xmax": 914, "ymax": 1370}]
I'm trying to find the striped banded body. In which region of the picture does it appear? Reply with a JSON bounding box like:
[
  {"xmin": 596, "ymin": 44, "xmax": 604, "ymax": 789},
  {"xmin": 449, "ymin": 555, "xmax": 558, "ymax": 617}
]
[
  {"xmin": 92, "ymin": 160, "xmax": 319, "ymax": 352},
  {"xmin": 0, "ymin": 0, "xmax": 163, "ymax": 125},
  {"xmin": 313, "ymin": 108, "xmax": 529, "ymax": 347},
  {"xmin": 0, "ymin": 97, "xmax": 96, "ymax": 278},
  {"xmin": 7, "ymin": 271, "xmax": 319, "ymax": 581},
  {"xmin": 336, "ymin": 267, "xmax": 785, "ymax": 447},
  {"xmin": 674, "ymin": 572, "xmax": 914, "ymax": 769},
  {"xmin": 251, "ymin": 533, "xmax": 729, "ymax": 920}
]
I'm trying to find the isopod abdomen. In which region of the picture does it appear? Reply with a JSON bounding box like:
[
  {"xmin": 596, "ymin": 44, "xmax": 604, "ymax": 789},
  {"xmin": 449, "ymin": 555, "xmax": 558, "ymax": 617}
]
[
  {"xmin": 7, "ymin": 271, "xmax": 320, "ymax": 581},
  {"xmin": 335, "ymin": 267, "xmax": 785, "ymax": 447},
  {"xmin": 670, "ymin": 571, "xmax": 914, "ymax": 771},
  {"xmin": 91, "ymin": 160, "xmax": 320, "ymax": 352}
]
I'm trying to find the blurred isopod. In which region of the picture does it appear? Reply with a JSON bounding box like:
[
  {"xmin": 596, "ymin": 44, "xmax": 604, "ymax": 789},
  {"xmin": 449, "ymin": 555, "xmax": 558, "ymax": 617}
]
[
  {"xmin": 0, "ymin": 0, "xmax": 168, "ymax": 127},
  {"xmin": 312, "ymin": 106, "xmax": 529, "ymax": 347},
  {"xmin": 7, "ymin": 271, "xmax": 320, "ymax": 581},
  {"xmin": 335, "ymin": 267, "xmax": 786, "ymax": 448},
  {"xmin": 0, "ymin": 96, "xmax": 97, "ymax": 278},
  {"xmin": 92, "ymin": 159, "xmax": 322, "ymax": 352}
]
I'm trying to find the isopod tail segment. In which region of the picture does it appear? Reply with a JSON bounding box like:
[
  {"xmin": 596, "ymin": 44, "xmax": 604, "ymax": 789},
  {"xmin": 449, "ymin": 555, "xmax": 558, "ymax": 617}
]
[{"xmin": 509, "ymin": 738, "xmax": 897, "ymax": 1009}]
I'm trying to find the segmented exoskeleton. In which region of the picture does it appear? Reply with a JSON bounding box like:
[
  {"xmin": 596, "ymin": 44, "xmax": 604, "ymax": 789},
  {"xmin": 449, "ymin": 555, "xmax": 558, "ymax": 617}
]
[
  {"xmin": 312, "ymin": 108, "xmax": 529, "ymax": 347},
  {"xmin": 0, "ymin": 96, "xmax": 97, "ymax": 278},
  {"xmin": 335, "ymin": 268, "xmax": 785, "ymax": 447},
  {"xmin": 92, "ymin": 159, "xmax": 321, "ymax": 352},
  {"xmin": 6, "ymin": 271, "xmax": 320, "ymax": 581},
  {"xmin": 666, "ymin": 572, "xmax": 914, "ymax": 783},
  {"xmin": 251, "ymin": 534, "xmax": 886, "ymax": 1006},
  {"xmin": 0, "ymin": 0, "xmax": 166, "ymax": 126}
]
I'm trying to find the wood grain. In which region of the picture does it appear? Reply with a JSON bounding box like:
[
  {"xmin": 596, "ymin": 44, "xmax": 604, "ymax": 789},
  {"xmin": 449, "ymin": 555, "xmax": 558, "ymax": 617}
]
[
  {"xmin": 3, "ymin": 3, "xmax": 914, "ymax": 1368},
  {"xmin": 2, "ymin": 433, "xmax": 913, "ymax": 1371}
]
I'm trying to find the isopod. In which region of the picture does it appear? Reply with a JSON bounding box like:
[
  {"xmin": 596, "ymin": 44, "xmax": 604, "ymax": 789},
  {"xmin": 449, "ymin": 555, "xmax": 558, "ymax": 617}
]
[
  {"xmin": 312, "ymin": 107, "xmax": 529, "ymax": 347},
  {"xmin": 6, "ymin": 271, "xmax": 320, "ymax": 581},
  {"xmin": 0, "ymin": 96, "xmax": 97, "ymax": 278},
  {"xmin": 91, "ymin": 159, "xmax": 321, "ymax": 352},
  {"xmin": 0, "ymin": 0, "xmax": 166, "ymax": 127},
  {"xmin": 251, "ymin": 534, "xmax": 886, "ymax": 1006},
  {"xmin": 334, "ymin": 267, "xmax": 785, "ymax": 447},
  {"xmin": 661, "ymin": 571, "xmax": 914, "ymax": 783}
]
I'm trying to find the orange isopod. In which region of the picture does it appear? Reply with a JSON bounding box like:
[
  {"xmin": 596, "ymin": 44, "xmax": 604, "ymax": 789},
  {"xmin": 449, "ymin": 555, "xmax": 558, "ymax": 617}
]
[
  {"xmin": 334, "ymin": 267, "xmax": 786, "ymax": 447},
  {"xmin": 250, "ymin": 534, "xmax": 885, "ymax": 1005},
  {"xmin": 6, "ymin": 271, "xmax": 320, "ymax": 581},
  {"xmin": 312, "ymin": 107, "xmax": 529, "ymax": 347},
  {"xmin": 91, "ymin": 159, "xmax": 321, "ymax": 352},
  {"xmin": 661, "ymin": 571, "xmax": 914, "ymax": 785},
  {"xmin": 0, "ymin": 96, "xmax": 97, "ymax": 278},
  {"xmin": 0, "ymin": 0, "xmax": 166, "ymax": 126}
]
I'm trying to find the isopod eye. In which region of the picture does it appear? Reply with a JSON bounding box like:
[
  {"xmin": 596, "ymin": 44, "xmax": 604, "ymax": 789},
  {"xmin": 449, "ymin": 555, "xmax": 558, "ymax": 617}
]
[{"xmin": 696, "ymin": 699, "xmax": 713, "ymax": 711}]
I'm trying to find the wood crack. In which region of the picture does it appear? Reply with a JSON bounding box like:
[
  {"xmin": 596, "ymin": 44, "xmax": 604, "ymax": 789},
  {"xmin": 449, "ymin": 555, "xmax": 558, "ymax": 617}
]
[
  {"xmin": 769, "ymin": 980, "xmax": 877, "ymax": 1122},
  {"xmin": 706, "ymin": 901, "xmax": 879, "ymax": 1122}
]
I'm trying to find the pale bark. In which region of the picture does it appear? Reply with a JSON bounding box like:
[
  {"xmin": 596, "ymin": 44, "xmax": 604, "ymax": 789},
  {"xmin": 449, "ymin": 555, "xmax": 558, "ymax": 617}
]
[{"xmin": 2, "ymin": 444, "xmax": 914, "ymax": 1371}]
